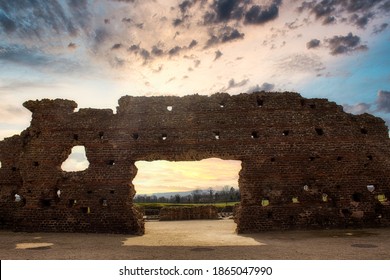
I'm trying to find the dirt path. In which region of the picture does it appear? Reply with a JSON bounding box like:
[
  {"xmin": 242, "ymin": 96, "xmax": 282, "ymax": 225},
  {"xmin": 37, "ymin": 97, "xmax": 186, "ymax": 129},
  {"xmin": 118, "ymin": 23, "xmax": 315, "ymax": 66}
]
[{"xmin": 1, "ymin": 220, "xmax": 390, "ymax": 259}]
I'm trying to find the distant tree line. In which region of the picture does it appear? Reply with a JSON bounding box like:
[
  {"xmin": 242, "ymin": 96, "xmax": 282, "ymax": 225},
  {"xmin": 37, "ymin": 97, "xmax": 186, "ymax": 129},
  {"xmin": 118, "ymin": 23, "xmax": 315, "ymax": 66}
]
[{"xmin": 134, "ymin": 186, "xmax": 240, "ymax": 204}]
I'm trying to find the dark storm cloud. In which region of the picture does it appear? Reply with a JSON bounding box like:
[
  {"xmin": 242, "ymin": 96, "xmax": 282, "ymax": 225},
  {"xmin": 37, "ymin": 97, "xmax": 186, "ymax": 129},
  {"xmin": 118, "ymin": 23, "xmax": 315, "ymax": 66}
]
[
  {"xmin": 202, "ymin": 0, "xmax": 281, "ymax": 25},
  {"xmin": 244, "ymin": 2, "xmax": 280, "ymax": 25},
  {"xmin": 203, "ymin": 0, "xmax": 240, "ymax": 24},
  {"xmin": 128, "ymin": 44, "xmax": 140, "ymax": 52},
  {"xmin": 248, "ymin": 82, "xmax": 275, "ymax": 92},
  {"xmin": 298, "ymin": 0, "xmax": 386, "ymax": 28},
  {"xmin": 111, "ymin": 43, "xmax": 123, "ymax": 50},
  {"xmin": 376, "ymin": 90, "xmax": 390, "ymax": 113},
  {"xmin": 173, "ymin": 0, "xmax": 206, "ymax": 27},
  {"xmin": 350, "ymin": 13, "xmax": 374, "ymax": 28},
  {"xmin": 342, "ymin": 0, "xmax": 384, "ymax": 13},
  {"xmin": 306, "ymin": 39, "xmax": 321, "ymax": 49},
  {"xmin": 205, "ymin": 27, "xmax": 244, "ymax": 47},
  {"xmin": 221, "ymin": 28, "xmax": 244, "ymax": 42},
  {"xmin": 188, "ymin": 39, "xmax": 198, "ymax": 48},
  {"xmin": 311, "ymin": 0, "xmax": 335, "ymax": 19},
  {"xmin": 326, "ymin": 33, "xmax": 368, "ymax": 55},
  {"xmin": 214, "ymin": 50, "xmax": 223, "ymax": 60},
  {"xmin": 179, "ymin": 0, "xmax": 196, "ymax": 13},
  {"xmin": 128, "ymin": 44, "xmax": 151, "ymax": 62},
  {"xmin": 151, "ymin": 45, "xmax": 164, "ymax": 56},
  {"xmin": 381, "ymin": 0, "xmax": 390, "ymax": 11},
  {"xmin": 212, "ymin": 0, "xmax": 240, "ymax": 21},
  {"xmin": 322, "ymin": 15, "xmax": 336, "ymax": 24},
  {"xmin": 168, "ymin": 46, "xmax": 182, "ymax": 56},
  {"xmin": 0, "ymin": 0, "xmax": 92, "ymax": 38},
  {"xmin": 173, "ymin": 18, "xmax": 184, "ymax": 27}
]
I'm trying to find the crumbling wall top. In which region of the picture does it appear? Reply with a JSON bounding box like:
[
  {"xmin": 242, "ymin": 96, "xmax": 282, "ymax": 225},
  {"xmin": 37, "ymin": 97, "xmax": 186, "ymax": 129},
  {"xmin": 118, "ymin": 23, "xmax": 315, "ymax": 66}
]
[{"xmin": 23, "ymin": 99, "xmax": 78, "ymax": 114}]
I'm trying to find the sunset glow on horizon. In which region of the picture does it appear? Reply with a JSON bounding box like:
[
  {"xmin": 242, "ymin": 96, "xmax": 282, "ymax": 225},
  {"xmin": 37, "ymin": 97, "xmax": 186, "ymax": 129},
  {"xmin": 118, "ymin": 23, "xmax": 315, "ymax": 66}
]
[{"xmin": 133, "ymin": 158, "xmax": 241, "ymax": 194}]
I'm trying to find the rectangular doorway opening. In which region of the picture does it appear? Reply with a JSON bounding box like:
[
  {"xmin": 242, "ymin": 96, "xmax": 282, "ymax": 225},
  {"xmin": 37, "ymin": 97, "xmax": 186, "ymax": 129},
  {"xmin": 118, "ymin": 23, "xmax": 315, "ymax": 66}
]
[{"xmin": 133, "ymin": 158, "xmax": 242, "ymax": 222}]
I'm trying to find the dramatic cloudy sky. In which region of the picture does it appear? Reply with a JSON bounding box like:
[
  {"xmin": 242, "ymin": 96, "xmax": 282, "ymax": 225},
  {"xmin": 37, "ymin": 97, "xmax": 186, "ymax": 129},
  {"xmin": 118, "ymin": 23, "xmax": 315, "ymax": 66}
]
[{"xmin": 1, "ymin": 0, "xmax": 390, "ymax": 194}]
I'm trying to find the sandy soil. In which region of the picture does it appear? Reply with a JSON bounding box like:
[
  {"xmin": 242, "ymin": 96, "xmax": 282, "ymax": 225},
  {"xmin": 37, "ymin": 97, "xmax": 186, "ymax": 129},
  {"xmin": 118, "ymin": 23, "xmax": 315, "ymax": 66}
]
[{"xmin": 1, "ymin": 219, "xmax": 390, "ymax": 259}]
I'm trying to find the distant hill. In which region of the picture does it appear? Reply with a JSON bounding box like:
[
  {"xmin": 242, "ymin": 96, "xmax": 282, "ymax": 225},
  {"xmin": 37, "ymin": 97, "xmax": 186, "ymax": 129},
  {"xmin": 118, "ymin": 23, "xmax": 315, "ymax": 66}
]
[{"xmin": 136, "ymin": 190, "xmax": 204, "ymax": 198}]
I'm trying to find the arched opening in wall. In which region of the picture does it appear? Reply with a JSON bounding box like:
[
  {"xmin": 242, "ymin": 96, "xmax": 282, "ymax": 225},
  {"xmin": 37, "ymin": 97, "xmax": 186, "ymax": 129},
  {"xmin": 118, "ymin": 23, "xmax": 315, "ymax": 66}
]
[
  {"xmin": 133, "ymin": 158, "xmax": 241, "ymax": 224},
  {"xmin": 61, "ymin": 145, "xmax": 90, "ymax": 172}
]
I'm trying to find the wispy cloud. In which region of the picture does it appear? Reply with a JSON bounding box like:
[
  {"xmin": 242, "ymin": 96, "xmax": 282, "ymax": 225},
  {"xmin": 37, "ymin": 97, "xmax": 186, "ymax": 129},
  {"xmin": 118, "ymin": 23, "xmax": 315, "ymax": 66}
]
[{"xmin": 221, "ymin": 78, "xmax": 249, "ymax": 91}]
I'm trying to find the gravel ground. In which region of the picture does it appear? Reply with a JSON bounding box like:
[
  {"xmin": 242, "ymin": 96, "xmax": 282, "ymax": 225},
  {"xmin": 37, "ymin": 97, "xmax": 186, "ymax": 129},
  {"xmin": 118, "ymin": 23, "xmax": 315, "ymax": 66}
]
[{"xmin": 1, "ymin": 219, "xmax": 390, "ymax": 260}]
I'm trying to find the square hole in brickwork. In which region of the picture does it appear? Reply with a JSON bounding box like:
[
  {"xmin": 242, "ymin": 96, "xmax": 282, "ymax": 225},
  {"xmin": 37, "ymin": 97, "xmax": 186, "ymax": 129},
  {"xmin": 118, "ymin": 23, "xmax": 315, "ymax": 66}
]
[
  {"xmin": 81, "ymin": 207, "xmax": 90, "ymax": 214},
  {"xmin": 256, "ymin": 98, "xmax": 264, "ymax": 107},
  {"xmin": 251, "ymin": 131, "xmax": 259, "ymax": 139},
  {"xmin": 315, "ymin": 128, "xmax": 324, "ymax": 136},
  {"xmin": 40, "ymin": 199, "xmax": 52, "ymax": 208},
  {"xmin": 352, "ymin": 192, "xmax": 363, "ymax": 202},
  {"xmin": 68, "ymin": 199, "xmax": 77, "ymax": 208}
]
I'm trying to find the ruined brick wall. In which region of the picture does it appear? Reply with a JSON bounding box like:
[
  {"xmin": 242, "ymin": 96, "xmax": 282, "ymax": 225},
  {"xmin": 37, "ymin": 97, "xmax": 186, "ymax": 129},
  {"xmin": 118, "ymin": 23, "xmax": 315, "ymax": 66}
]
[
  {"xmin": 159, "ymin": 206, "xmax": 219, "ymax": 221},
  {"xmin": 1, "ymin": 92, "xmax": 390, "ymax": 234}
]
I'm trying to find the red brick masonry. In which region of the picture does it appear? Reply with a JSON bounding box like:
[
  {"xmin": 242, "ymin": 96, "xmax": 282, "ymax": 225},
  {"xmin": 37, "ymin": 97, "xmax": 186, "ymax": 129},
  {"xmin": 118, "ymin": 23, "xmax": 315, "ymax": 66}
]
[{"xmin": 0, "ymin": 92, "xmax": 389, "ymax": 234}]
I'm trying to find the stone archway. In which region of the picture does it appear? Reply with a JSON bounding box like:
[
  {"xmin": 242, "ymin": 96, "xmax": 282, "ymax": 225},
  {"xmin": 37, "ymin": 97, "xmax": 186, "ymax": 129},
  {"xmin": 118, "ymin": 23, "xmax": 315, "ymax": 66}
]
[{"xmin": 1, "ymin": 92, "xmax": 390, "ymax": 234}]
